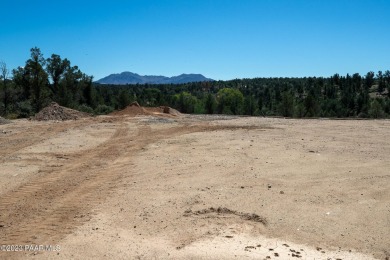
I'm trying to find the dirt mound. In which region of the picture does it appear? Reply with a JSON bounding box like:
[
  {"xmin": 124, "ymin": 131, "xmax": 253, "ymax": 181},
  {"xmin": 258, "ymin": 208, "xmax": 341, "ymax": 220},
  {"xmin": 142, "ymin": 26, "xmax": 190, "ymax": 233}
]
[
  {"xmin": 129, "ymin": 101, "xmax": 141, "ymax": 107},
  {"xmin": 33, "ymin": 102, "xmax": 91, "ymax": 121},
  {"xmin": 110, "ymin": 103, "xmax": 181, "ymax": 117},
  {"xmin": 0, "ymin": 116, "xmax": 11, "ymax": 125},
  {"xmin": 160, "ymin": 106, "xmax": 181, "ymax": 116},
  {"xmin": 109, "ymin": 102, "xmax": 150, "ymax": 116}
]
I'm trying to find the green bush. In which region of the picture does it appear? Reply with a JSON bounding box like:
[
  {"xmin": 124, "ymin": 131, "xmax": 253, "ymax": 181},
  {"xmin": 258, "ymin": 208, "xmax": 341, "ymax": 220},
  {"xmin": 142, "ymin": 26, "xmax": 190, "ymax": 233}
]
[
  {"xmin": 94, "ymin": 104, "xmax": 114, "ymax": 115},
  {"xmin": 17, "ymin": 101, "xmax": 33, "ymax": 118},
  {"xmin": 78, "ymin": 104, "xmax": 94, "ymax": 114},
  {"xmin": 217, "ymin": 88, "xmax": 244, "ymax": 115},
  {"xmin": 194, "ymin": 102, "xmax": 205, "ymax": 114}
]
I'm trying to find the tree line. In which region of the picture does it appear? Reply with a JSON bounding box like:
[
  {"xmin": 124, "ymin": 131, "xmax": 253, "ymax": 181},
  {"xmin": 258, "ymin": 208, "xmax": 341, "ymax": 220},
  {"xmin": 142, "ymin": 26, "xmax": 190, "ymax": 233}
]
[
  {"xmin": 1, "ymin": 48, "xmax": 390, "ymax": 118},
  {"xmin": 94, "ymin": 72, "xmax": 390, "ymax": 118}
]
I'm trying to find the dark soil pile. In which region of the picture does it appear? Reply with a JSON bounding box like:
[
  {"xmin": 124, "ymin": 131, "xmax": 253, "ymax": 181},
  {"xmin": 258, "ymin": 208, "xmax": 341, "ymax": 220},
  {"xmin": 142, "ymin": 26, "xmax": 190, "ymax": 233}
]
[
  {"xmin": 0, "ymin": 116, "xmax": 11, "ymax": 125},
  {"xmin": 33, "ymin": 102, "xmax": 91, "ymax": 121}
]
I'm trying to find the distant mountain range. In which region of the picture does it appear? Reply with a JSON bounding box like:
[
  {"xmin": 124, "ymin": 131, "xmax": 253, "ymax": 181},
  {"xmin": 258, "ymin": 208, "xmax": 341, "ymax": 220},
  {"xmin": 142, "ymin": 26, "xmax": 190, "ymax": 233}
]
[{"xmin": 95, "ymin": 72, "xmax": 214, "ymax": 85}]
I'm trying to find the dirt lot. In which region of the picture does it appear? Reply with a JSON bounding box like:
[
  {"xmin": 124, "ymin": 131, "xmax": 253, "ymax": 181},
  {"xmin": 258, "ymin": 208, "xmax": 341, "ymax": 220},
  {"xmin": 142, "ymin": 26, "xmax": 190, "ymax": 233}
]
[{"xmin": 0, "ymin": 115, "xmax": 389, "ymax": 259}]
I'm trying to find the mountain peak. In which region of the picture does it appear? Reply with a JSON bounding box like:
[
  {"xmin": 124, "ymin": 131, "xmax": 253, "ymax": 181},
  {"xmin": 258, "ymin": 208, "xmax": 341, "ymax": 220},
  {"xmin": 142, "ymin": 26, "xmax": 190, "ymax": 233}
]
[{"xmin": 96, "ymin": 72, "xmax": 214, "ymax": 85}]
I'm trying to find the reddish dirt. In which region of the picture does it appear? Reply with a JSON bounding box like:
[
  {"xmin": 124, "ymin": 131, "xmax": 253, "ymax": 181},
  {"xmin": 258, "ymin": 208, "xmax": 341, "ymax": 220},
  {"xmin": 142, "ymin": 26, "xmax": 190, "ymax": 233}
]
[{"xmin": 110, "ymin": 102, "xmax": 181, "ymax": 117}]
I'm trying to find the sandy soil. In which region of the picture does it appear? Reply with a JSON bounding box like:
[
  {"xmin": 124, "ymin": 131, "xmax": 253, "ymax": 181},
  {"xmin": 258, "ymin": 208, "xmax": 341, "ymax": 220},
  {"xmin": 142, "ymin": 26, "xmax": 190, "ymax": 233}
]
[{"xmin": 0, "ymin": 115, "xmax": 389, "ymax": 260}]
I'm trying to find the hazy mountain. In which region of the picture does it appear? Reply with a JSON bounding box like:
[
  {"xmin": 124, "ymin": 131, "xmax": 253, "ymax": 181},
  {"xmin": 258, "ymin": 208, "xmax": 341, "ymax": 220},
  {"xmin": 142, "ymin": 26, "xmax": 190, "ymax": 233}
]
[{"xmin": 96, "ymin": 72, "xmax": 214, "ymax": 84}]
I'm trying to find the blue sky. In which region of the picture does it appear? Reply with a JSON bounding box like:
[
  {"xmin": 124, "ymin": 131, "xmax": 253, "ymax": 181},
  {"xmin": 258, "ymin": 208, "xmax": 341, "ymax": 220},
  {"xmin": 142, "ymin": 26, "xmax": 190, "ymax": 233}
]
[{"xmin": 1, "ymin": 0, "xmax": 389, "ymax": 81}]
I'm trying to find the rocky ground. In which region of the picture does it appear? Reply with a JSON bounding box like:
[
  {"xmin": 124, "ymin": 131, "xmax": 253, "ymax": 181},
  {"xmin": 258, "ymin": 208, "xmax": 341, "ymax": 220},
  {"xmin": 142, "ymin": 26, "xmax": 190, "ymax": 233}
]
[{"xmin": 0, "ymin": 115, "xmax": 389, "ymax": 259}]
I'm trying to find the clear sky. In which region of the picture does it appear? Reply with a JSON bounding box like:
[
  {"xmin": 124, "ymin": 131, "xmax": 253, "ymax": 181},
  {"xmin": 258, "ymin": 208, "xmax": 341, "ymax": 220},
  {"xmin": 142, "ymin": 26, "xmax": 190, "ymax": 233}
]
[{"xmin": 1, "ymin": 0, "xmax": 389, "ymax": 81}]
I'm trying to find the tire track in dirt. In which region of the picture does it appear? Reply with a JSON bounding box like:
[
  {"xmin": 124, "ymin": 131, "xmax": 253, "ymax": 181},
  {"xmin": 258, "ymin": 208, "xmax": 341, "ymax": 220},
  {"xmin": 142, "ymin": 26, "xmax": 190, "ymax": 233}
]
[
  {"xmin": 0, "ymin": 119, "xmax": 268, "ymax": 259},
  {"xmin": 0, "ymin": 121, "xmax": 130, "ymax": 248},
  {"xmin": 0, "ymin": 120, "xmax": 93, "ymax": 162},
  {"xmin": 0, "ymin": 121, "xmax": 157, "ymax": 246},
  {"xmin": 0, "ymin": 121, "xmax": 128, "ymax": 203}
]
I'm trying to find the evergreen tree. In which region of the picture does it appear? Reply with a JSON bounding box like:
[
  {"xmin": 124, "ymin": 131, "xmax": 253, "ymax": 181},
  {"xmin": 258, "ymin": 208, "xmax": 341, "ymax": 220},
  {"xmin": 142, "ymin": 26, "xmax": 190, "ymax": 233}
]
[
  {"xmin": 81, "ymin": 75, "xmax": 96, "ymax": 108},
  {"xmin": 46, "ymin": 54, "xmax": 70, "ymax": 98},
  {"xmin": 377, "ymin": 71, "xmax": 385, "ymax": 93},
  {"xmin": 205, "ymin": 93, "xmax": 216, "ymax": 114},
  {"xmin": 279, "ymin": 91, "xmax": 294, "ymax": 117},
  {"xmin": 385, "ymin": 70, "xmax": 390, "ymax": 98},
  {"xmin": 24, "ymin": 47, "xmax": 49, "ymax": 112},
  {"xmin": 244, "ymin": 95, "xmax": 256, "ymax": 116},
  {"xmin": 118, "ymin": 89, "xmax": 131, "ymax": 109},
  {"xmin": 304, "ymin": 93, "xmax": 318, "ymax": 117},
  {"xmin": 0, "ymin": 61, "xmax": 10, "ymax": 116}
]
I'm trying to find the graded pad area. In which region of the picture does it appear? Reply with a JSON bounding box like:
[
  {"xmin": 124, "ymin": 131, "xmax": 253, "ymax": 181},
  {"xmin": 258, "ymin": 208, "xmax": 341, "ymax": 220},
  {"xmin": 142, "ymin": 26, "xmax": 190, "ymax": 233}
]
[{"xmin": 0, "ymin": 116, "xmax": 389, "ymax": 259}]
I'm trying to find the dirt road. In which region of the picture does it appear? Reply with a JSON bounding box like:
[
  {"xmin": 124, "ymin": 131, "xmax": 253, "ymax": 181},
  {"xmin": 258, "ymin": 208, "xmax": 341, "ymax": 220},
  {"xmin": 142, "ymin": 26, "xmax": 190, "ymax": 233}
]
[{"xmin": 0, "ymin": 115, "xmax": 389, "ymax": 259}]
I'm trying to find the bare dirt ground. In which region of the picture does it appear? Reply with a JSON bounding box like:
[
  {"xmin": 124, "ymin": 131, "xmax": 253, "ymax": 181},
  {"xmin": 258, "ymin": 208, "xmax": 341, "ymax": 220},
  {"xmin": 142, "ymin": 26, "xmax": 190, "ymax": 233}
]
[{"xmin": 0, "ymin": 115, "xmax": 389, "ymax": 259}]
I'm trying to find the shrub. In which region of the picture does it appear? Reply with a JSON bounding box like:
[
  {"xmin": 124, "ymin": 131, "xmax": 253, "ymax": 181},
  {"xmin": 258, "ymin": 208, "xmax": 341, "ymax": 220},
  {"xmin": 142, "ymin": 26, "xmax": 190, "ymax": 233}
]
[
  {"xmin": 78, "ymin": 104, "xmax": 94, "ymax": 114},
  {"xmin": 17, "ymin": 101, "xmax": 33, "ymax": 118},
  {"xmin": 94, "ymin": 104, "xmax": 114, "ymax": 115}
]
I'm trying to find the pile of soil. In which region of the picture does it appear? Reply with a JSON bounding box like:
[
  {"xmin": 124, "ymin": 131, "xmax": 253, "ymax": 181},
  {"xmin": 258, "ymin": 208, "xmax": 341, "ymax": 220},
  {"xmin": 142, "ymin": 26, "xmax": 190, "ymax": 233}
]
[
  {"xmin": 110, "ymin": 102, "xmax": 181, "ymax": 117},
  {"xmin": 109, "ymin": 102, "xmax": 150, "ymax": 116},
  {"xmin": 0, "ymin": 116, "xmax": 11, "ymax": 125},
  {"xmin": 143, "ymin": 106, "xmax": 181, "ymax": 116},
  {"xmin": 33, "ymin": 102, "xmax": 91, "ymax": 121},
  {"xmin": 156, "ymin": 106, "xmax": 181, "ymax": 116}
]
